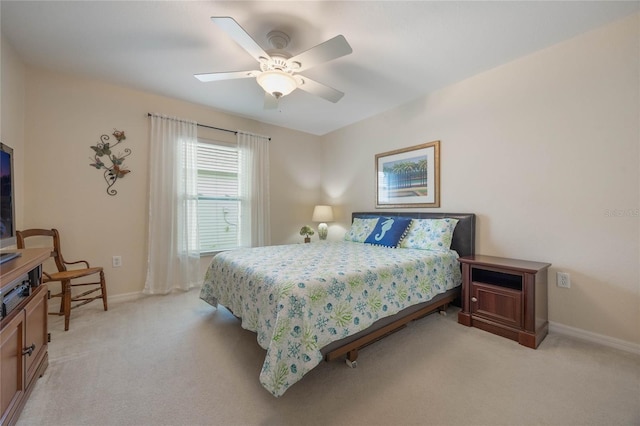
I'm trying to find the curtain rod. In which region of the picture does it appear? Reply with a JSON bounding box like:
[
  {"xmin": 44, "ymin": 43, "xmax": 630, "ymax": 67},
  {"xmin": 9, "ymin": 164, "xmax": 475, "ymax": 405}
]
[{"xmin": 146, "ymin": 113, "xmax": 270, "ymax": 141}]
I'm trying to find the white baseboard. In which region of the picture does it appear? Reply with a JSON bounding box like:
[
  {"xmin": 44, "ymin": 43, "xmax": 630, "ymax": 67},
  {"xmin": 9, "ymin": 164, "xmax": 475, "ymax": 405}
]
[
  {"xmin": 549, "ymin": 321, "xmax": 640, "ymax": 355},
  {"xmin": 107, "ymin": 286, "xmax": 202, "ymax": 304},
  {"xmin": 107, "ymin": 291, "xmax": 145, "ymax": 303}
]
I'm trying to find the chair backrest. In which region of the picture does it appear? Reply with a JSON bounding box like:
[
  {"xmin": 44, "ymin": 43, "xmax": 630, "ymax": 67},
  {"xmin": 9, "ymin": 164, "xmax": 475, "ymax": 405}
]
[{"xmin": 16, "ymin": 228, "xmax": 67, "ymax": 272}]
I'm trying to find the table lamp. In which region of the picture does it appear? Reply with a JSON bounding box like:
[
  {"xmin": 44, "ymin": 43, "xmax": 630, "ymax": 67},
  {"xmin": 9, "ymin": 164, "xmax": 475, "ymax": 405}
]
[{"xmin": 312, "ymin": 205, "xmax": 334, "ymax": 240}]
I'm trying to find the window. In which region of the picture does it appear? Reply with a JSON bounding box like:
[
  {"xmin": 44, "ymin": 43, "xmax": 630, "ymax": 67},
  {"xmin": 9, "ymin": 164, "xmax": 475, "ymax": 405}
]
[{"xmin": 197, "ymin": 139, "xmax": 241, "ymax": 253}]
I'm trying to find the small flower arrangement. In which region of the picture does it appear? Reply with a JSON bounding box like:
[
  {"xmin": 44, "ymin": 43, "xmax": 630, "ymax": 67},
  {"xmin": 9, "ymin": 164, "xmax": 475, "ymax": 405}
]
[{"xmin": 299, "ymin": 225, "xmax": 315, "ymax": 243}]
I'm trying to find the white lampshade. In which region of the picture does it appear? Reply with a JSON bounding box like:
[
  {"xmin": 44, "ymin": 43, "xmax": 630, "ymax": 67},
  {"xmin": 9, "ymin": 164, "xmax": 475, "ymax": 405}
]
[
  {"xmin": 312, "ymin": 205, "xmax": 334, "ymax": 222},
  {"xmin": 256, "ymin": 70, "xmax": 297, "ymax": 98}
]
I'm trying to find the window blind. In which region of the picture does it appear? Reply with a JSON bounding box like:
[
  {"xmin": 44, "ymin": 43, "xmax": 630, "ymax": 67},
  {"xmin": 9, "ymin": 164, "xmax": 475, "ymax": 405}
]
[{"xmin": 197, "ymin": 141, "xmax": 241, "ymax": 252}]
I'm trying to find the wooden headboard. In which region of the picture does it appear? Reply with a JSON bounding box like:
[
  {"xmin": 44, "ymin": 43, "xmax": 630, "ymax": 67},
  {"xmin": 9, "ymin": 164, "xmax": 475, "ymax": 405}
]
[{"xmin": 352, "ymin": 212, "xmax": 476, "ymax": 258}]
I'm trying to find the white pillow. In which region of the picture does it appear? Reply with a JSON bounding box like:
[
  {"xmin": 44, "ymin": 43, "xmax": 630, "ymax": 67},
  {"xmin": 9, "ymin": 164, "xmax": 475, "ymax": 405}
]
[
  {"xmin": 399, "ymin": 218, "xmax": 459, "ymax": 251},
  {"xmin": 344, "ymin": 217, "xmax": 379, "ymax": 243}
]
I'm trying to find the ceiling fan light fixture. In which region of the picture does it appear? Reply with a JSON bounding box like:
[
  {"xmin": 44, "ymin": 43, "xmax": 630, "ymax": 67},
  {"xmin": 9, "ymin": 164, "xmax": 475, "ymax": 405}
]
[{"xmin": 257, "ymin": 70, "xmax": 297, "ymax": 99}]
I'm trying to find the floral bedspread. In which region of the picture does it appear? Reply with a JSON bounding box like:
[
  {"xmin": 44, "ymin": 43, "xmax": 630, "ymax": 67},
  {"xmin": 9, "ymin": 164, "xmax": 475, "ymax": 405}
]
[{"xmin": 199, "ymin": 241, "xmax": 461, "ymax": 397}]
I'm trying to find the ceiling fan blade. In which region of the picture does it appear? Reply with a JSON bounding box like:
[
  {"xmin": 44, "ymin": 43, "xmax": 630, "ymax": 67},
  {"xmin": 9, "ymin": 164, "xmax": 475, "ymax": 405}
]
[
  {"xmin": 264, "ymin": 93, "xmax": 279, "ymax": 110},
  {"xmin": 297, "ymin": 76, "xmax": 344, "ymax": 103},
  {"xmin": 211, "ymin": 16, "xmax": 270, "ymax": 63},
  {"xmin": 288, "ymin": 35, "xmax": 352, "ymax": 72},
  {"xmin": 194, "ymin": 70, "xmax": 258, "ymax": 82}
]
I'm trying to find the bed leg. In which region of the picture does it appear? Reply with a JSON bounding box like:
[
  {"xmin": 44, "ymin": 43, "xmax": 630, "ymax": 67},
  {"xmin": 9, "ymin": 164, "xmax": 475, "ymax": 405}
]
[
  {"xmin": 345, "ymin": 350, "xmax": 358, "ymax": 368},
  {"xmin": 439, "ymin": 303, "xmax": 449, "ymax": 316}
]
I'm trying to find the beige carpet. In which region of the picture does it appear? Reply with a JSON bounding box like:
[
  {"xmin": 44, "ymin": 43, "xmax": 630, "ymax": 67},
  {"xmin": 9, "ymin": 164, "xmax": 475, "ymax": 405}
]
[{"xmin": 17, "ymin": 289, "xmax": 640, "ymax": 426}]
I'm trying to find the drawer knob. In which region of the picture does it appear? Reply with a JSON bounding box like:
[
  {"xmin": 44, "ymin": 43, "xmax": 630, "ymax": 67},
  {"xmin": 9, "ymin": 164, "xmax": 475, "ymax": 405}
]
[
  {"xmin": 471, "ymin": 297, "xmax": 478, "ymax": 303},
  {"xmin": 22, "ymin": 343, "xmax": 35, "ymax": 356}
]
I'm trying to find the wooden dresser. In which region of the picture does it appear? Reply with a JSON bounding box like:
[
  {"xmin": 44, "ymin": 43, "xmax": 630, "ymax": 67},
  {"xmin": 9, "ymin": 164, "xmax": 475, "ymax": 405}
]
[{"xmin": 0, "ymin": 248, "xmax": 50, "ymax": 426}]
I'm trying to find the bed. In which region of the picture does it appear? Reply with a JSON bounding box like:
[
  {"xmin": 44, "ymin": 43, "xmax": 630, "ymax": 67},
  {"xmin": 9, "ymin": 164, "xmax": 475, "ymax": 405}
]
[{"xmin": 200, "ymin": 212, "xmax": 475, "ymax": 397}]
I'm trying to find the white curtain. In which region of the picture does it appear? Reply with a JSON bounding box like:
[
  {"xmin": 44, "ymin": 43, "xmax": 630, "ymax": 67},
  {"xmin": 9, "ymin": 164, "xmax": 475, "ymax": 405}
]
[
  {"xmin": 144, "ymin": 114, "xmax": 201, "ymax": 294},
  {"xmin": 238, "ymin": 131, "xmax": 271, "ymax": 247}
]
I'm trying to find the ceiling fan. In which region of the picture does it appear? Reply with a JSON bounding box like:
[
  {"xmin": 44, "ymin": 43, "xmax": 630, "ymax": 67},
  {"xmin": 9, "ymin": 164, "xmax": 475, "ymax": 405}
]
[{"xmin": 195, "ymin": 17, "xmax": 353, "ymax": 108}]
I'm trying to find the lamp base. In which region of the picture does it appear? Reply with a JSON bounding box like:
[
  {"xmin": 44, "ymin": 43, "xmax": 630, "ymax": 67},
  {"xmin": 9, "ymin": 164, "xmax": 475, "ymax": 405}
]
[{"xmin": 318, "ymin": 223, "xmax": 328, "ymax": 240}]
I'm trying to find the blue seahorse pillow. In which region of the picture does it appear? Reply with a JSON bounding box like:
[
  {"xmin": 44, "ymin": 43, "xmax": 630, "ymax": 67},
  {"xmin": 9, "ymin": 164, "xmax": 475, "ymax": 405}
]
[{"xmin": 364, "ymin": 216, "xmax": 413, "ymax": 248}]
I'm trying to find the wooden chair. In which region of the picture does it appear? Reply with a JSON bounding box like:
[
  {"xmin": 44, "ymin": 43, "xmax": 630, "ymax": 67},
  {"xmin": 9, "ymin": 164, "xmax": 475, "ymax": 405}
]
[{"xmin": 16, "ymin": 228, "xmax": 107, "ymax": 331}]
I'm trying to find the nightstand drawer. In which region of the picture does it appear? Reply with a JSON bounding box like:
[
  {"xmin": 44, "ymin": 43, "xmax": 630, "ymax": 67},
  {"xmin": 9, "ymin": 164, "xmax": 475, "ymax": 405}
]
[{"xmin": 471, "ymin": 282, "xmax": 522, "ymax": 328}]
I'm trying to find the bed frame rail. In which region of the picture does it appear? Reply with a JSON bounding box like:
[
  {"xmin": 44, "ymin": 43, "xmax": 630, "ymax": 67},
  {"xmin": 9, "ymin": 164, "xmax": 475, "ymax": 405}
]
[{"xmin": 324, "ymin": 291, "xmax": 457, "ymax": 367}]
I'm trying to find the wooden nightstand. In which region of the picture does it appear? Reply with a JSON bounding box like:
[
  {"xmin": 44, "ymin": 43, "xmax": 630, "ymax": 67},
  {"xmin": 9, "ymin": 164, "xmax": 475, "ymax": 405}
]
[{"xmin": 457, "ymin": 255, "xmax": 551, "ymax": 349}]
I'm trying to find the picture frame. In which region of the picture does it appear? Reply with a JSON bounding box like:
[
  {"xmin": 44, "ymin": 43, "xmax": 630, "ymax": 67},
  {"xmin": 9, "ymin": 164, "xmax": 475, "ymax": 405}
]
[{"xmin": 375, "ymin": 140, "xmax": 440, "ymax": 208}]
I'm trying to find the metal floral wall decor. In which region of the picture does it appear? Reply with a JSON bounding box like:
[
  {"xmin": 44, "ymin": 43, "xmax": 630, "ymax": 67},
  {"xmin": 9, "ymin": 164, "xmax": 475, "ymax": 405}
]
[{"xmin": 89, "ymin": 129, "xmax": 131, "ymax": 196}]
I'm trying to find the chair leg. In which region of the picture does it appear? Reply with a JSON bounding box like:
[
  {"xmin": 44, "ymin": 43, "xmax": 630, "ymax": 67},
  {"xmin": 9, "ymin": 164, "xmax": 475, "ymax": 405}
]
[
  {"xmin": 58, "ymin": 289, "xmax": 65, "ymax": 315},
  {"xmin": 100, "ymin": 270, "xmax": 108, "ymax": 311},
  {"xmin": 63, "ymin": 280, "xmax": 71, "ymax": 331}
]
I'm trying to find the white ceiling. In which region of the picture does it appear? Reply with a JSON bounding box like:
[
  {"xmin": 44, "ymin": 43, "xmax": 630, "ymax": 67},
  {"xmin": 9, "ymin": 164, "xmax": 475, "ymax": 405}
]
[{"xmin": 2, "ymin": 1, "xmax": 638, "ymax": 136}]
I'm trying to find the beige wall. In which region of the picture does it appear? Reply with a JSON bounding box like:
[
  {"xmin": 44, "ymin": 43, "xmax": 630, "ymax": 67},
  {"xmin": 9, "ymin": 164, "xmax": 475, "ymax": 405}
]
[
  {"xmin": 2, "ymin": 52, "xmax": 322, "ymax": 297},
  {"xmin": 0, "ymin": 36, "xmax": 26, "ymax": 231},
  {"xmin": 321, "ymin": 14, "xmax": 640, "ymax": 345}
]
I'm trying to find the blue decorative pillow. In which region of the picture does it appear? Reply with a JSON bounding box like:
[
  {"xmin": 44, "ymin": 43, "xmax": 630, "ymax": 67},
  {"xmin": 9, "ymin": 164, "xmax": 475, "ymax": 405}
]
[{"xmin": 364, "ymin": 216, "xmax": 413, "ymax": 248}]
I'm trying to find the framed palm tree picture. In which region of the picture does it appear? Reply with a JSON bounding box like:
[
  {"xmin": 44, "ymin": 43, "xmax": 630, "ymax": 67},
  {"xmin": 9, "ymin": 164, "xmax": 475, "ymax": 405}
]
[{"xmin": 375, "ymin": 140, "xmax": 440, "ymax": 208}]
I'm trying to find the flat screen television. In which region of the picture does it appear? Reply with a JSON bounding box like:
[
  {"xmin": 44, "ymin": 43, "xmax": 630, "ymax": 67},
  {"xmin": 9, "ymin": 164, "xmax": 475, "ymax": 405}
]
[{"xmin": 0, "ymin": 142, "xmax": 20, "ymax": 263}]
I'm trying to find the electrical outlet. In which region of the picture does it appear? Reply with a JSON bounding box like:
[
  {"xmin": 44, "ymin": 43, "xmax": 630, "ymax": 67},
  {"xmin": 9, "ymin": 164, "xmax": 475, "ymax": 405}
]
[
  {"xmin": 557, "ymin": 271, "xmax": 571, "ymax": 288},
  {"xmin": 112, "ymin": 255, "xmax": 122, "ymax": 268}
]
